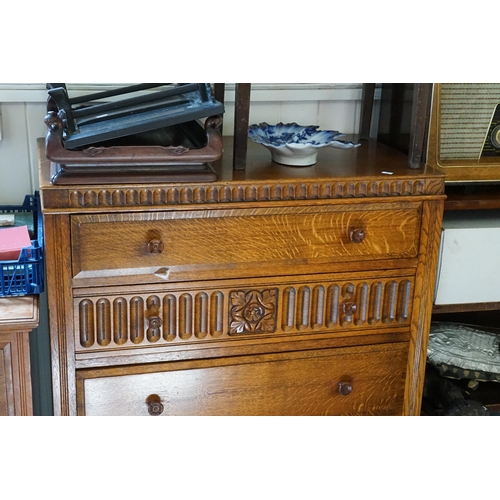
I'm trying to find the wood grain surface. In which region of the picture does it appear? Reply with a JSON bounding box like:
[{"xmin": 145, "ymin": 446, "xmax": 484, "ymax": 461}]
[
  {"xmin": 78, "ymin": 342, "xmax": 408, "ymax": 416},
  {"xmin": 70, "ymin": 203, "xmax": 421, "ymax": 285}
]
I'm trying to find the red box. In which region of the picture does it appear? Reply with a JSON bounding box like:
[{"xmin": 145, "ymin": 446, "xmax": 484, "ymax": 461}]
[{"xmin": 0, "ymin": 225, "xmax": 31, "ymax": 260}]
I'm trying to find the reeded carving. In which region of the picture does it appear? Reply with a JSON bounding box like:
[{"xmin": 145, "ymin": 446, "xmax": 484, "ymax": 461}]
[
  {"xmin": 75, "ymin": 277, "xmax": 414, "ymax": 351},
  {"xmin": 59, "ymin": 178, "xmax": 440, "ymax": 209},
  {"xmin": 113, "ymin": 297, "xmax": 128, "ymax": 345},
  {"xmin": 229, "ymin": 289, "xmax": 278, "ymax": 334},
  {"xmin": 79, "ymin": 299, "xmax": 95, "ymax": 348},
  {"xmin": 162, "ymin": 294, "xmax": 177, "ymax": 342},
  {"xmin": 178, "ymin": 293, "xmax": 193, "ymax": 341},
  {"xmin": 146, "ymin": 295, "xmax": 162, "ymax": 343},
  {"xmin": 130, "ymin": 297, "xmax": 145, "ymax": 344},
  {"xmin": 95, "ymin": 298, "xmax": 111, "ymax": 346},
  {"xmin": 194, "ymin": 292, "xmax": 209, "ymax": 339},
  {"xmin": 280, "ymin": 278, "xmax": 413, "ymax": 334}
]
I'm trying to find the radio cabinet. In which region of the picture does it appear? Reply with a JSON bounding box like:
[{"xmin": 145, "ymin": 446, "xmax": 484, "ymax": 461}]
[{"xmin": 39, "ymin": 138, "xmax": 445, "ymax": 416}]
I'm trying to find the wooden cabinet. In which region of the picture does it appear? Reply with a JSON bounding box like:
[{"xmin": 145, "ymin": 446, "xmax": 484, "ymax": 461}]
[
  {"xmin": 38, "ymin": 137, "xmax": 445, "ymax": 416},
  {"xmin": 0, "ymin": 296, "xmax": 39, "ymax": 416}
]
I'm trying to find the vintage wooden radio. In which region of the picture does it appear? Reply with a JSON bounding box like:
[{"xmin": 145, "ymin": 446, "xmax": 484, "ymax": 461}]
[
  {"xmin": 376, "ymin": 83, "xmax": 500, "ymax": 183},
  {"xmin": 426, "ymin": 83, "xmax": 500, "ymax": 183}
]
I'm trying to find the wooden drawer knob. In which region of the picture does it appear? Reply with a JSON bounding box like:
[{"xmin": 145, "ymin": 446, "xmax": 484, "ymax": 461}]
[
  {"xmin": 146, "ymin": 394, "xmax": 164, "ymax": 415},
  {"xmin": 148, "ymin": 316, "xmax": 163, "ymax": 329},
  {"xmin": 349, "ymin": 228, "xmax": 365, "ymax": 243},
  {"xmin": 147, "ymin": 239, "xmax": 164, "ymax": 254},
  {"xmin": 338, "ymin": 381, "xmax": 353, "ymax": 396},
  {"xmin": 342, "ymin": 302, "xmax": 357, "ymax": 316}
]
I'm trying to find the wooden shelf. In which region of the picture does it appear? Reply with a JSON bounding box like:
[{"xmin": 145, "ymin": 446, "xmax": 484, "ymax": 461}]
[
  {"xmin": 444, "ymin": 184, "xmax": 500, "ymax": 211},
  {"xmin": 433, "ymin": 301, "xmax": 500, "ymax": 314}
]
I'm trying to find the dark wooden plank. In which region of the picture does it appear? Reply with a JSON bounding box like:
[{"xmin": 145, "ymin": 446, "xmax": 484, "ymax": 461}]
[
  {"xmin": 233, "ymin": 83, "xmax": 251, "ymax": 171},
  {"xmin": 433, "ymin": 301, "xmax": 500, "ymax": 314},
  {"xmin": 408, "ymin": 83, "xmax": 433, "ymax": 169},
  {"xmin": 213, "ymin": 83, "xmax": 225, "ymax": 105},
  {"xmin": 359, "ymin": 83, "xmax": 376, "ymax": 141},
  {"xmin": 444, "ymin": 184, "xmax": 500, "ymax": 210}
]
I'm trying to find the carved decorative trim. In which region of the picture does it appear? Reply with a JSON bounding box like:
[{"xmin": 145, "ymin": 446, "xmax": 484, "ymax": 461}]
[
  {"xmin": 74, "ymin": 276, "xmax": 414, "ymax": 352},
  {"xmin": 229, "ymin": 289, "xmax": 277, "ymax": 334},
  {"xmin": 57, "ymin": 179, "xmax": 441, "ymax": 209}
]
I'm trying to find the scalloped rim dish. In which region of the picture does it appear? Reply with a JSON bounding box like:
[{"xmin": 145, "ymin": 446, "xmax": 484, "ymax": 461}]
[{"xmin": 248, "ymin": 122, "xmax": 361, "ymax": 166}]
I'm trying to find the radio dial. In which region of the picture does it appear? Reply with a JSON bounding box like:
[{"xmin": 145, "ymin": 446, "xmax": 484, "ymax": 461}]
[{"xmin": 491, "ymin": 125, "xmax": 500, "ymax": 149}]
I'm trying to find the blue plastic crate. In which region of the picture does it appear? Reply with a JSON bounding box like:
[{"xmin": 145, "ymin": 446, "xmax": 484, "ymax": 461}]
[{"xmin": 0, "ymin": 192, "xmax": 44, "ymax": 296}]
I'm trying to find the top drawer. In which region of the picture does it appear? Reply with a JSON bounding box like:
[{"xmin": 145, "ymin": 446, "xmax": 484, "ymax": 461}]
[{"xmin": 71, "ymin": 203, "xmax": 421, "ymax": 286}]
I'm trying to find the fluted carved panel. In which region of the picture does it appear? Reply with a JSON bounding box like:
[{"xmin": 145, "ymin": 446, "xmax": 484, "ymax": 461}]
[
  {"xmin": 77, "ymin": 290, "xmax": 227, "ymax": 350},
  {"xmin": 74, "ymin": 275, "xmax": 414, "ymax": 352},
  {"xmin": 280, "ymin": 278, "xmax": 413, "ymax": 333},
  {"xmin": 53, "ymin": 177, "xmax": 442, "ymax": 210}
]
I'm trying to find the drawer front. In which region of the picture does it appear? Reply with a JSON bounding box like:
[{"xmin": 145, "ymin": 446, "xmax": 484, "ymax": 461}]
[
  {"xmin": 71, "ymin": 203, "xmax": 421, "ymax": 285},
  {"xmin": 77, "ymin": 342, "xmax": 409, "ymax": 416},
  {"xmin": 73, "ymin": 272, "xmax": 414, "ymax": 355}
]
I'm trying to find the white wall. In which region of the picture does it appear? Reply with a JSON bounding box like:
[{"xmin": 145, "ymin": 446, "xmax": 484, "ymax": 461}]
[
  {"xmin": 0, "ymin": 101, "xmax": 47, "ymax": 204},
  {"xmin": 0, "ymin": 83, "xmax": 368, "ymax": 204}
]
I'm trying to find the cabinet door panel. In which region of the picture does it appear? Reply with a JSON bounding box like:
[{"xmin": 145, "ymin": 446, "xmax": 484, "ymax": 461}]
[{"xmin": 0, "ymin": 341, "xmax": 14, "ymax": 416}]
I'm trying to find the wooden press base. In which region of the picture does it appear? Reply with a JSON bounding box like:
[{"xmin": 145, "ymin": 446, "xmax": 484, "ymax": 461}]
[{"xmin": 50, "ymin": 162, "xmax": 217, "ymax": 185}]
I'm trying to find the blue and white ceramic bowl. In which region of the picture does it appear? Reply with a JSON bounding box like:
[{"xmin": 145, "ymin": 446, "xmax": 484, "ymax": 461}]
[{"xmin": 248, "ymin": 122, "xmax": 361, "ymax": 166}]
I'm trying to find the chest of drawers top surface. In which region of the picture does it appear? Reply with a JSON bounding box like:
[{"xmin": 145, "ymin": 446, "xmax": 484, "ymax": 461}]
[{"xmin": 38, "ymin": 138, "xmax": 444, "ymax": 212}]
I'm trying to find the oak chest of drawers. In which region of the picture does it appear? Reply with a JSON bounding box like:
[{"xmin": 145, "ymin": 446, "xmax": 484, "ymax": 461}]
[{"xmin": 38, "ymin": 138, "xmax": 445, "ymax": 416}]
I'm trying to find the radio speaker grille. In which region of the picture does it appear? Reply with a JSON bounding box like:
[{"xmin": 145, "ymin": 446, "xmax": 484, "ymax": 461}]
[{"xmin": 440, "ymin": 84, "xmax": 500, "ymax": 160}]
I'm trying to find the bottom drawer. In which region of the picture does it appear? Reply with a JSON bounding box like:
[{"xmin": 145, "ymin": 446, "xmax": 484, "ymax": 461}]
[{"xmin": 77, "ymin": 342, "xmax": 409, "ymax": 416}]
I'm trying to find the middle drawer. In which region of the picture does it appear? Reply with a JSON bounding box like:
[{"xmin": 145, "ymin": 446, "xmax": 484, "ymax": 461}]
[
  {"xmin": 73, "ymin": 271, "xmax": 415, "ymax": 359},
  {"xmin": 71, "ymin": 203, "xmax": 421, "ymax": 286}
]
